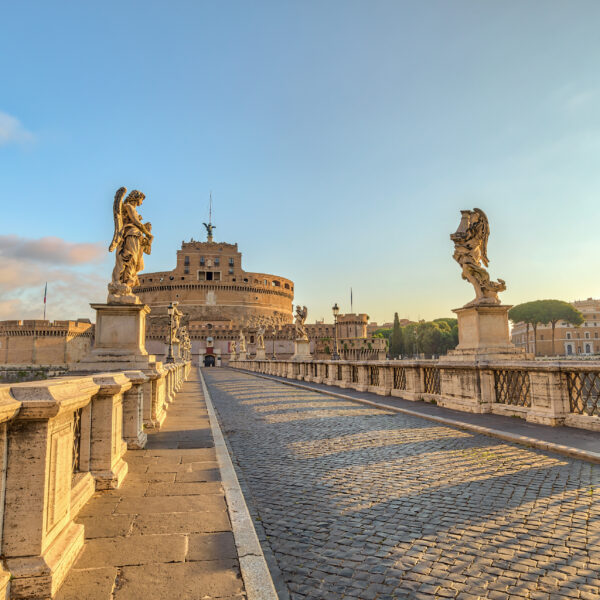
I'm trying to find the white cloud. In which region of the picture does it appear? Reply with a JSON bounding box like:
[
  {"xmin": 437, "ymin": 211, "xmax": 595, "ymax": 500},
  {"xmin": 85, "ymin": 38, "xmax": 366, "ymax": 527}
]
[
  {"xmin": 0, "ymin": 110, "xmax": 34, "ymax": 146},
  {"xmin": 0, "ymin": 235, "xmax": 109, "ymax": 321},
  {"xmin": 0, "ymin": 235, "xmax": 105, "ymax": 265}
]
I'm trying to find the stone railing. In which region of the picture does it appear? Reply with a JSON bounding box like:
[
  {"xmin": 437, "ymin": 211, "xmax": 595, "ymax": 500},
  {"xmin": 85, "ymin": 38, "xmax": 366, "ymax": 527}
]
[
  {"xmin": 229, "ymin": 358, "xmax": 600, "ymax": 432},
  {"xmin": 0, "ymin": 360, "xmax": 189, "ymax": 599}
]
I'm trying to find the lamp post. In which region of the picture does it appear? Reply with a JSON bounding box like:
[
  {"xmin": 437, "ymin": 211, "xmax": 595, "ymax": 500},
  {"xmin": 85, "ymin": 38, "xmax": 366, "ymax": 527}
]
[
  {"xmin": 166, "ymin": 301, "xmax": 176, "ymax": 363},
  {"xmin": 332, "ymin": 302, "xmax": 341, "ymax": 360},
  {"xmin": 272, "ymin": 326, "xmax": 277, "ymax": 360}
]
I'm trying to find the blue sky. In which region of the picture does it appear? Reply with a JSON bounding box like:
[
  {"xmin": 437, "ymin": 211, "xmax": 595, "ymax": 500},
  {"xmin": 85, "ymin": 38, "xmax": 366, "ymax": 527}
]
[{"xmin": 2, "ymin": 1, "xmax": 600, "ymax": 324}]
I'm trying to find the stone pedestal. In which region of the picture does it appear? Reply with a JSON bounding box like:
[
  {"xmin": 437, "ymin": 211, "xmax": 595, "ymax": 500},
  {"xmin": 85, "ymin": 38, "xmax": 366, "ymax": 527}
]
[
  {"xmin": 255, "ymin": 347, "xmax": 266, "ymax": 360},
  {"xmin": 238, "ymin": 351, "xmax": 247, "ymax": 361},
  {"xmin": 292, "ymin": 339, "xmax": 312, "ymax": 361},
  {"xmin": 444, "ymin": 304, "xmax": 529, "ymax": 362},
  {"xmin": 78, "ymin": 303, "xmax": 152, "ymax": 370},
  {"xmin": 172, "ymin": 341, "xmax": 181, "ymax": 360}
]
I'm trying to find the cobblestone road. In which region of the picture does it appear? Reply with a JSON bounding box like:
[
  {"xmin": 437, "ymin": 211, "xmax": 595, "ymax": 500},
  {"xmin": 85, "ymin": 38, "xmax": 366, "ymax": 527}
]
[{"xmin": 204, "ymin": 369, "xmax": 600, "ymax": 600}]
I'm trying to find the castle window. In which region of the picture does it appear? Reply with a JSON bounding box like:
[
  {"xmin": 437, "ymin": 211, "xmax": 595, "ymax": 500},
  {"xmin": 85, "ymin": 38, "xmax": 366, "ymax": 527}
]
[
  {"xmin": 229, "ymin": 258, "xmax": 234, "ymax": 266},
  {"xmin": 586, "ymin": 332, "xmax": 591, "ymax": 339},
  {"xmin": 200, "ymin": 257, "xmax": 205, "ymax": 266},
  {"xmin": 244, "ymin": 278, "xmax": 249, "ymax": 283},
  {"xmin": 184, "ymin": 267, "xmax": 189, "ymax": 274},
  {"xmin": 264, "ymin": 279, "xmax": 268, "ymax": 285},
  {"xmin": 184, "ymin": 256, "xmax": 190, "ymax": 265},
  {"xmin": 214, "ymin": 258, "xmax": 220, "ymax": 266},
  {"xmin": 567, "ymin": 333, "xmax": 571, "ymax": 339},
  {"xmin": 229, "ymin": 268, "xmax": 233, "ymax": 275}
]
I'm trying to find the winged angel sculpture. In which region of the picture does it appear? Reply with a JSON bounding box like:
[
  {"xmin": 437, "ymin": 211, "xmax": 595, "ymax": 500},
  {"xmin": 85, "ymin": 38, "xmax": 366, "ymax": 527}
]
[
  {"xmin": 450, "ymin": 208, "xmax": 506, "ymax": 307},
  {"xmin": 108, "ymin": 187, "xmax": 154, "ymax": 303},
  {"xmin": 294, "ymin": 305, "xmax": 309, "ymax": 341}
]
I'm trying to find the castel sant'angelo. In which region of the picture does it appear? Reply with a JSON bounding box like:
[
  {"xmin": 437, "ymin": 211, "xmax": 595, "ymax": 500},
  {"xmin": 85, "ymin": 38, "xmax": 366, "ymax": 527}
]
[{"xmin": 133, "ymin": 221, "xmax": 294, "ymax": 362}]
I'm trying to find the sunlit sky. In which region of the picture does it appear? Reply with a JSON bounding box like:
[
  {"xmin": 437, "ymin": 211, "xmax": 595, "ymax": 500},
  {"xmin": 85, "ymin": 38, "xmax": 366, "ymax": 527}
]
[{"xmin": 2, "ymin": 1, "xmax": 600, "ymax": 325}]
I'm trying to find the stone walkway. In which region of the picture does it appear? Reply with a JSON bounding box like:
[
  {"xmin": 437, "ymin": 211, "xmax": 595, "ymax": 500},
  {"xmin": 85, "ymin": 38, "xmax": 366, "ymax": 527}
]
[
  {"xmin": 204, "ymin": 368, "xmax": 600, "ymax": 600},
  {"xmin": 57, "ymin": 369, "xmax": 246, "ymax": 600}
]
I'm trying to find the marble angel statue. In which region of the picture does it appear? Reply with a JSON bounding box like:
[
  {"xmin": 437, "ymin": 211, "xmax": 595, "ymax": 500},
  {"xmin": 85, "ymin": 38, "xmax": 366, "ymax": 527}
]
[
  {"xmin": 450, "ymin": 208, "xmax": 506, "ymax": 307},
  {"xmin": 108, "ymin": 186, "xmax": 153, "ymax": 303},
  {"xmin": 294, "ymin": 305, "xmax": 309, "ymax": 341}
]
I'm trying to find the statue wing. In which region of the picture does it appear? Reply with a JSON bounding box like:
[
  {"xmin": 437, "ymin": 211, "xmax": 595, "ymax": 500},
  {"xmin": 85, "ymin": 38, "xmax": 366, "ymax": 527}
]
[
  {"xmin": 109, "ymin": 187, "xmax": 127, "ymax": 252},
  {"xmin": 473, "ymin": 208, "xmax": 490, "ymax": 267}
]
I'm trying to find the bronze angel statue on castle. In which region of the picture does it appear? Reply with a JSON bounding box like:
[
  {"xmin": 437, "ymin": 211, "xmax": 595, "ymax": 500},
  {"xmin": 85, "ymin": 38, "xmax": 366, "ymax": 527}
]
[
  {"xmin": 450, "ymin": 208, "xmax": 506, "ymax": 307},
  {"xmin": 108, "ymin": 187, "xmax": 154, "ymax": 304}
]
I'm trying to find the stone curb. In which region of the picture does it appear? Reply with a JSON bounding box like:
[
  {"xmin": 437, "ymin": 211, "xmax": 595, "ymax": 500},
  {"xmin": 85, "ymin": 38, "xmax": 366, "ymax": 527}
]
[
  {"xmin": 199, "ymin": 368, "xmax": 279, "ymax": 600},
  {"xmin": 239, "ymin": 369, "xmax": 600, "ymax": 466}
]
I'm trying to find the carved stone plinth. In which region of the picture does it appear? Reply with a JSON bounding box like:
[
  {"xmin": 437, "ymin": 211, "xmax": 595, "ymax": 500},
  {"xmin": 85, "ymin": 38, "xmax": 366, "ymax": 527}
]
[
  {"xmin": 255, "ymin": 347, "xmax": 266, "ymax": 360},
  {"xmin": 238, "ymin": 352, "xmax": 247, "ymax": 361},
  {"xmin": 444, "ymin": 304, "xmax": 529, "ymax": 362},
  {"xmin": 292, "ymin": 339, "xmax": 312, "ymax": 361},
  {"xmin": 78, "ymin": 303, "xmax": 152, "ymax": 371}
]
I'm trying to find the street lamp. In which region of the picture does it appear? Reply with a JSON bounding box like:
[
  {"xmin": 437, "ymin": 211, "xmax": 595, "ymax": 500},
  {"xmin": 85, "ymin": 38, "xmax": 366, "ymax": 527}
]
[
  {"xmin": 166, "ymin": 301, "xmax": 176, "ymax": 363},
  {"xmin": 272, "ymin": 326, "xmax": 277, "ymax": 360},
  {"xmin": 332, "ymin": 302, "xmax": 341, "ymax": 360}
]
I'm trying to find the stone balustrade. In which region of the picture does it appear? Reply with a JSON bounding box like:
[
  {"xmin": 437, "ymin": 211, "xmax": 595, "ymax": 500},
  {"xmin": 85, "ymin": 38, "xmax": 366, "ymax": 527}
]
[
  {"xmin": 0, "ymin": 359, "xmax": 190, "ymax": 599},
  {"xmin": 230, "ymin": 358, "xmax": 600, "ymax": 432}
]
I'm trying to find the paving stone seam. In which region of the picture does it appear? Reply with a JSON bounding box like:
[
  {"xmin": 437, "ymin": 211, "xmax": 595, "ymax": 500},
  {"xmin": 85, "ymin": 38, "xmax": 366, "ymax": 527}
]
[
  {"xmin": 236, "ymin": 369, "xmax": 600, "ymax": 465},
  {"xmin": 199, "ymin": 367, "xmax": 280, "ymax": 600}
]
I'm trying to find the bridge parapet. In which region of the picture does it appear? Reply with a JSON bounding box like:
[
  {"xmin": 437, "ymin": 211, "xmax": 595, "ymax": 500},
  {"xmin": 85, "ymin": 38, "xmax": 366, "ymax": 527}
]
[
  {"xmin": 229, "ymin": 358, "xmax": 600, "ymax": 432},
  {"xmin": 0, "ymin": 359, "xmax": 191, "ymax": 599}
]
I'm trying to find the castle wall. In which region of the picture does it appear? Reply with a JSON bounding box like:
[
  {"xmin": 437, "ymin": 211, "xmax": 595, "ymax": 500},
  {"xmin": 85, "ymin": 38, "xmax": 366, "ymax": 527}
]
[{"xmin": 0, "ymin": 320, "xmax": 94, "ymax": 366}]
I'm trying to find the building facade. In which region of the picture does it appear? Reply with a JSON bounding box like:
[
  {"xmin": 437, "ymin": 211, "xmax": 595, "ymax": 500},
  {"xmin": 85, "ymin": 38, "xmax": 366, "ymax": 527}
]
[
  {"xmin": 511, "ymin": 298, "xmax": 600, "ymax": 356},
  {"xmin": 133, "ymin": 236, "xmax": 295, "ymax": 364}
]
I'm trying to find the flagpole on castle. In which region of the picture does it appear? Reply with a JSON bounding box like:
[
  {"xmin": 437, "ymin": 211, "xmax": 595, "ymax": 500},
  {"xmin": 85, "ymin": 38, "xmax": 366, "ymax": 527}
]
[{"xmin": 43, "ymin": 282, "xmax": 47, "ymax": 320}]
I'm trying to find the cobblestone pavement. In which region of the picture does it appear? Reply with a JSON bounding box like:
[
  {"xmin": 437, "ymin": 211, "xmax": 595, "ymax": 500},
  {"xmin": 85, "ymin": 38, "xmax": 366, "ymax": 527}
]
[{"xmin": 203, "ymin": 368, "xmax": 600, "ymax": 600}]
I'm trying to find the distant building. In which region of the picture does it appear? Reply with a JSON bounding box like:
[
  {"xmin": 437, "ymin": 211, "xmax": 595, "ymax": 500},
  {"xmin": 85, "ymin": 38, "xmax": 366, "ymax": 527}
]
[
  {"xmin": 0, "ymin": 319, "xmax": 94, "ymax": 365},
  {"xmin": 133, "ymin": 233, "xmax": 294, "ymax": 365},
  {"xmin": 511, "ymin": 297, "xmax": 600, "ymax": 356}
]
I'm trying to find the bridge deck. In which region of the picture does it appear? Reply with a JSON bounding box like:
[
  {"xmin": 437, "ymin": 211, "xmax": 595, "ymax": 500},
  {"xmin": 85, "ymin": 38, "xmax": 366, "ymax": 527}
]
[{"xmin": 203, "ymin": 368, "xmax": 600, "ymax": 600}]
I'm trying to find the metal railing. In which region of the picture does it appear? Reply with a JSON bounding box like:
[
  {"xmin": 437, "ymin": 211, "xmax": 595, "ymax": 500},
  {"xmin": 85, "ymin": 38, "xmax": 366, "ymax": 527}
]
[
  {"xmin": 369, "ymin": 365, "xmax": 380, "ymax": 386},
  {"xmin": 493, "ymin": 369, "xmax": 531, "ymax": 407},
  {"xmin": 393, "ymin": 367, "xmax": 407, "ymax": 390},
  {"xmin": 423, "ymin": 367, "xmax": 441, "ymax": 395},
  {"xmin": 565, "ymin": 371, "xmax": 600, "ymax": 416}
]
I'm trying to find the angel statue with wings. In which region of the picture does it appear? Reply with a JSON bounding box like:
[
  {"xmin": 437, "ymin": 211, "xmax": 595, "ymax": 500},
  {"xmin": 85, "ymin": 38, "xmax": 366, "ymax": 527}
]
[
  {"xmin": 108, "ymin": 187, "xmax": 154, "ymax": 303},
  {"xmin": 294, "ymin": 305, "xmax": 309, "ymax": 341},
  {"xmin": 203, "ymin": 222, "xmax": 216, "ymax": 242},
  {"xmin": 256, "ymin": 321, "xmax": 266, "ymax": 350},
  {"xmin": 450, "ymin": 208, "xmax": 506, "ymax": 307},
  {"xmin": 238, "ymin": 330, "xmax": 247, "ymax": 353}
]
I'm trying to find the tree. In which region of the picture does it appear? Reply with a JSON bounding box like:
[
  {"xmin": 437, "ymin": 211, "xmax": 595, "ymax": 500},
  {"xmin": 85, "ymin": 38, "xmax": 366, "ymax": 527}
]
[
  {"xmin": 509, "ymin": 300, "xmax": 584, "ymax": 356},
  {"xmin": 389, "ymin": 313, "xmax": 403, "ymax": 357}
]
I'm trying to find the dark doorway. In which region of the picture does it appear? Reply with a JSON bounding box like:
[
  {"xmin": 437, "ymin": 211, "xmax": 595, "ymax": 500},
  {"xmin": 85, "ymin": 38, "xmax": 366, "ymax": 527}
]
[{"xmin": 204, "ymin": 355, "xmax": 216, "ymax": 367}]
